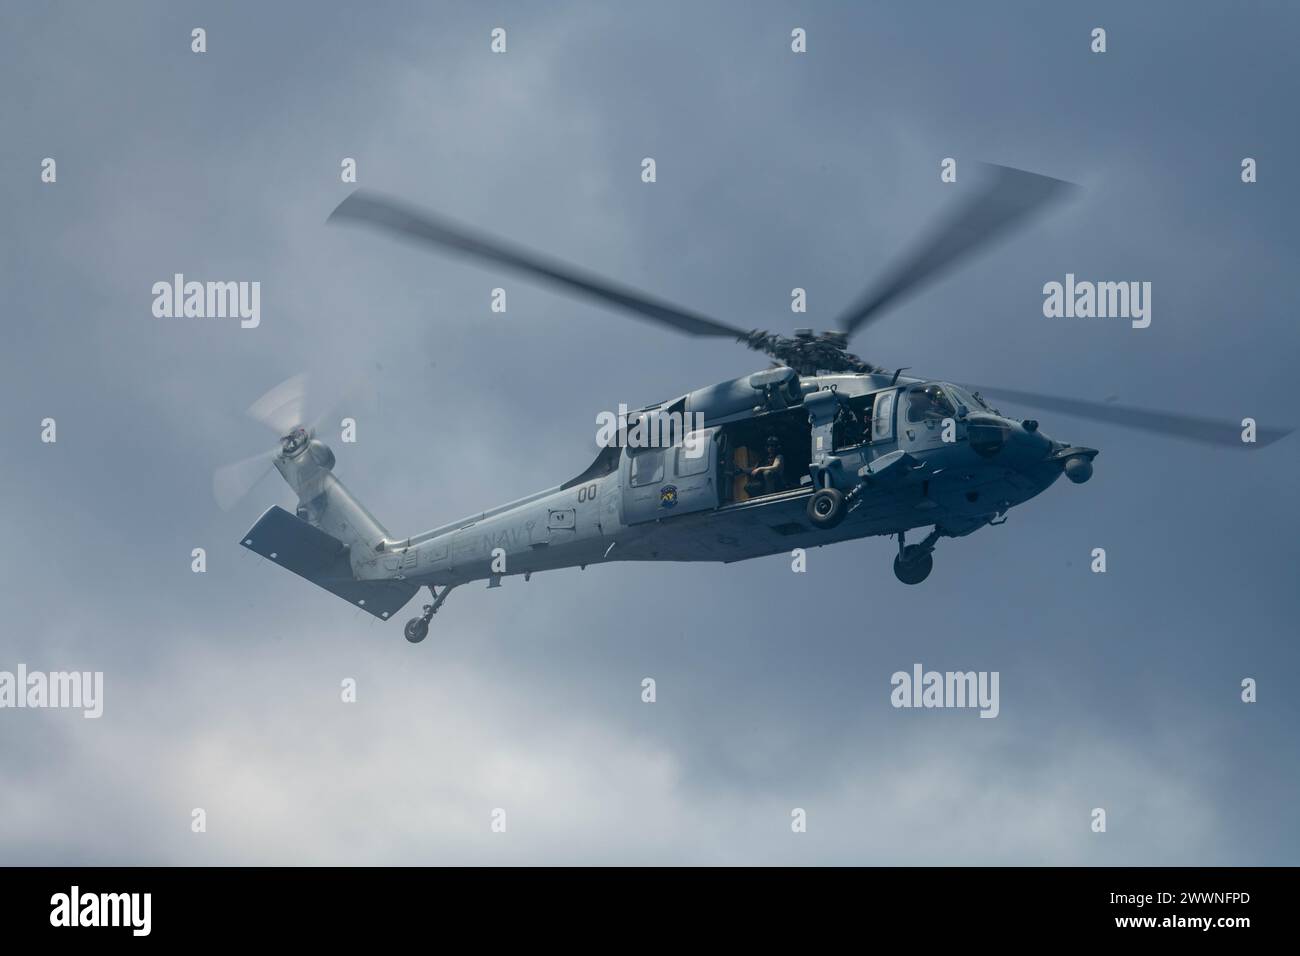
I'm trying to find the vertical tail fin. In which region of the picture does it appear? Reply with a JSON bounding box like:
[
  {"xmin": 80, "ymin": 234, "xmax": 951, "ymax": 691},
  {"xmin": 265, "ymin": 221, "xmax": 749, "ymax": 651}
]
[{"xmin": 273, "ymin": 436, "xmax": 395, "ymax": 564}]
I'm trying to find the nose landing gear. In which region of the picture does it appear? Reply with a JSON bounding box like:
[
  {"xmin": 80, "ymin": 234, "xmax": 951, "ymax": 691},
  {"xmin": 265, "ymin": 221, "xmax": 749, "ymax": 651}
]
[
  {"xmin": 404, "ymin": 584, "xmax": 455, "ymax": 643},
  {"xmin": 893, "ymin": 529, "xmax": 942, "ymax": 585}
]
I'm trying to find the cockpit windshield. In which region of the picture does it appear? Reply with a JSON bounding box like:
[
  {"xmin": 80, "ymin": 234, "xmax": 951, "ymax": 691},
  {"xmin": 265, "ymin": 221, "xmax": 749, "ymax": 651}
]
[
  {"xmin": 945, "ymin": 384, "xmax": 992, "ymax": 413},
  {"xmin": 905, "ymin": 383, "xmax": 957, "ymax": 424}
]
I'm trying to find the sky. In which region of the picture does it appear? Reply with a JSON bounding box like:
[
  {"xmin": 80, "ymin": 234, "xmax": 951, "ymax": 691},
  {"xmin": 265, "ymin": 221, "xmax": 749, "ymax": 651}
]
[{"xmin": 0, "ymin": 0, "xmax": 1297, "ymax": 864}]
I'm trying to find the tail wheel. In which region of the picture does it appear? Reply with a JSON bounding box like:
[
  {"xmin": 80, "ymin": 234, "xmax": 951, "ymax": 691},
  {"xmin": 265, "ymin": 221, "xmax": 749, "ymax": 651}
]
[
  {"xmin": 893, "ymin": 545, "xmax": 933, "ymax": 585},
  {"xmin": 807, "ymin": 487, "xmax": 846, "ymax": 529},
  {"xmin": 404, "ymin": 618, "xmax": 429, "ymax": 643}
]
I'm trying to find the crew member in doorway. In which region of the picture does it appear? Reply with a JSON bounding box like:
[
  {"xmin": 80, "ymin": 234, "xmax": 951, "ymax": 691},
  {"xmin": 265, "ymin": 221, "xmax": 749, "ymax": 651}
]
[{"xmin": 749, "ymin": 435, "xmax": 787, "ymax": 496}]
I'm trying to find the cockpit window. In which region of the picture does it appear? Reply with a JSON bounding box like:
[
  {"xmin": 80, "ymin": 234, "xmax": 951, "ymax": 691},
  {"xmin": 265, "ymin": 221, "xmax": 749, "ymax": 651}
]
[
  {"xmin": 905, "ymin": 384, "xmax": 956, "ymax": 424},
  {"xmin": 947, "ymin": 385, "xmax": 991, "ymax": 413}
]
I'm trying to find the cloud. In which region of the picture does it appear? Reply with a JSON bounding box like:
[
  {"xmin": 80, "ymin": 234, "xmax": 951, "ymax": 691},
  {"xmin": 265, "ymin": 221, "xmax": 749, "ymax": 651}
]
[{"xmin": 0, "ymin": 631, "xmax": 1225, "ymax": 865}]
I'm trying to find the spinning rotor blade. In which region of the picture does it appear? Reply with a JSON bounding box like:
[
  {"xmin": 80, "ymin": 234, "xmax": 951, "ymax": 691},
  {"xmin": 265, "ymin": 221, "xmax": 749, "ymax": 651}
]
[
  {"xmin": 214, "ymin": 370, "xmax": 380, "ymax": 511},
  {"xmin": 213, "ymin": 447, "xmax": 278, "ymax": 511},
  {"xmin": 307, "ymin": 371, "xmax": 377, "ymax": 437},
  {"xmin": 969, "ymin": 385, "xmax": 1293, "ymax": 448},
  {"xmin": 329, "ymin": 190, "xmax": 750, "ymax": 340},
  {"xmin": 832, "ymin": 163, "xmax": 1077, "ymax": 337},
  {"xmin": 247, "ymin": 373, "xmax": 309, "ymax": 435}
]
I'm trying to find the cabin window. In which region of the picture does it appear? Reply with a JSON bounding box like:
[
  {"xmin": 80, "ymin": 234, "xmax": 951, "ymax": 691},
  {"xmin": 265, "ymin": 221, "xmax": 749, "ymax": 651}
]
[
  {"xmin": 629, "ymin": 449, "xmax": 665, "ymax": 487},
  {"xmin": 872, "ymin": 390, "xmax": 896, "ymax": 442},
  {"xmin": 675, "ymin": 434, "xmax": 711, "ymax": 477}
]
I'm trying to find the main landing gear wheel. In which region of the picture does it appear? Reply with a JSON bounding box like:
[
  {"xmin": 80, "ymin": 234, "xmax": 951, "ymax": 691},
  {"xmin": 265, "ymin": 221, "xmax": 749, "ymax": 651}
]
[
  {"xmin": 893, "ymin": 545, "xmax": 933, "ymax": 585},
  {"xmin": 807, "ymin": 487, "xmax": 846, "ymax": 529},
  {"xmin": 404, "ymin": 612, "xmax": 430, "ymax": 644}
]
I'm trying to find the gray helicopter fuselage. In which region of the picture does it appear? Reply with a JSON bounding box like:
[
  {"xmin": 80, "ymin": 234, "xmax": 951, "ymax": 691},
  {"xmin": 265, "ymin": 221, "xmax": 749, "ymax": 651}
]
[{"xmin": 343, "ymin": 369, "xmax": 1090, "ymax": 590}]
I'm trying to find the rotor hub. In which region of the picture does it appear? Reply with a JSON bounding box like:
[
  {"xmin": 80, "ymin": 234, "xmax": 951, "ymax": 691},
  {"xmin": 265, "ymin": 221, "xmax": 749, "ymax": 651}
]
[
  {"xmin": 280, "ymin": 426, "xmax": 310, "ymax": 456},
  {"xmin": 740, "ymin": 329, "xmax": 878, "ymax": 376}
]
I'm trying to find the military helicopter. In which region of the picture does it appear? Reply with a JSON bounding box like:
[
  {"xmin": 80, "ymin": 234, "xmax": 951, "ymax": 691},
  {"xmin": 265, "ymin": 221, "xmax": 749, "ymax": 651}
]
[{"xmin": 215, "ymin": 164, "xmax": 1290, "ymax": 643}]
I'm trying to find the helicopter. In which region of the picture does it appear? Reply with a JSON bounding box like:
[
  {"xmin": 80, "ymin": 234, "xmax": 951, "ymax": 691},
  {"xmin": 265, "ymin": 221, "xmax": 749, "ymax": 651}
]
[{"xmin": 215, "ymin": 164, "xmax": 1291, "ymax": 643}]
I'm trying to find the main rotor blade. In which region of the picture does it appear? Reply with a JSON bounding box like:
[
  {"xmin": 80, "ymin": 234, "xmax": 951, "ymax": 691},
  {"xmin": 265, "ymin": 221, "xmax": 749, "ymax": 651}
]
[
  {"xmin": 969, "ymin": 385, "xmax": 1293, "ymax": 448},
  {"xmin": 833, "ymin": 163, "xmax": 1077, "ymax": 337},
  {"xmin": 329, "ymin": 190, "xmax": 749, "ymax": 340}
]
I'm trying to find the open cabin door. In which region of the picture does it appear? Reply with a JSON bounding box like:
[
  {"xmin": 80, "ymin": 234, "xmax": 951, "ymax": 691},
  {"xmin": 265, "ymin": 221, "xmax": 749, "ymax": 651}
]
[{"xmin": 619, "ymin": 428, "xmax": 723, "ymax": 525}]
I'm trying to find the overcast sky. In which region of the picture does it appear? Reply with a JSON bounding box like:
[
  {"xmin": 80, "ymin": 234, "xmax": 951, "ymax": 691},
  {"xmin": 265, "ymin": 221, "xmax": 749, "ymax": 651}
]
[{"xmin": 1, "ymin": 0, "xmax": 1297, "ymax": 864}]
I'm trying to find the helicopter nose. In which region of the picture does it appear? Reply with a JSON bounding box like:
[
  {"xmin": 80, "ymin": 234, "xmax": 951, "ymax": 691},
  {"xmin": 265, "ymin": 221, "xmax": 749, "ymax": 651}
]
[
  {"xmin": 966, "ymin": 416, "xmax": 1012, "ymax": 458},
  {"xmin": 968, "ymin": 415, "xmax": 1055, "ymax": 464},
  {"xmin": 1051, "ymin": 441, "xmax": 1099, "ymax": 483},
  {"xmin": 1063, "ymin": 455, "xmax": 1093, "ymax": 483},
  {"xmin": 965, "ymin": 415, "xmax": 1049, "ymax": 456},
  {"xmin": 1008, "ymin": 421, "xmax": 1054, "ymax": 467}
]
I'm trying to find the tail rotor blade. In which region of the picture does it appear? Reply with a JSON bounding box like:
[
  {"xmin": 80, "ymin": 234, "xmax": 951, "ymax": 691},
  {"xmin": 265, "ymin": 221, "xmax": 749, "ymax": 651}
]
[
  {"xmin": 213, "ymin": 447, "xmax": 279, "ymax": 511},
  {"xmin": 307, "ymin": 371, "xmax": 376, "ymax": 438},
  {"xmin": 218, "ymin": 370, "xmax": 376, "ymax": 512},
  {"xmin": 247, "ymin": 373, "xmax": 309, "ymax": 435}
]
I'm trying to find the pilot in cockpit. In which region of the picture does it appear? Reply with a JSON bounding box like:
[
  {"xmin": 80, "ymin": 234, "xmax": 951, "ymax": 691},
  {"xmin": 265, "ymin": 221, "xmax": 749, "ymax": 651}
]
[{"xmin": 908, "ymin": 384, "xmax": 955, "ymax": 424}]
